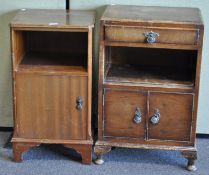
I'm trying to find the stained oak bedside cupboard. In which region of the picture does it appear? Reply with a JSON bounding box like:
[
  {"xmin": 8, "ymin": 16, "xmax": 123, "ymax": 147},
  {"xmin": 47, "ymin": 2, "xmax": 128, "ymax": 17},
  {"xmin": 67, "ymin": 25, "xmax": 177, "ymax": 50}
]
[
  {"xmin": 10, "ymin": 9, "xmax": 95, "ymax": 164},
  {"xmin": 94, "ymin": 5, "xmax": 204, "ymax": 171}
]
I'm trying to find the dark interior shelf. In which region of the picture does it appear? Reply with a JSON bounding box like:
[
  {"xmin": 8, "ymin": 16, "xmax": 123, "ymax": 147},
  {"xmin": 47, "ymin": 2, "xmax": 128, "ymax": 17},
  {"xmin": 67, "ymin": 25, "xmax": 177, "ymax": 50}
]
[
  {"xmin": 104, "ymin": 46, "xmax": 197, "ymax": 88},
  {"xmin": 18, "ymin": 52, "xmax": 87, "ymax": 73},
  {"xmin": 105, "ymin": 64, "xmax": 194, "ymax": 88},
  {"xmin": 15, "ymin": 30, "xmax": 88, "ymax": 74}
]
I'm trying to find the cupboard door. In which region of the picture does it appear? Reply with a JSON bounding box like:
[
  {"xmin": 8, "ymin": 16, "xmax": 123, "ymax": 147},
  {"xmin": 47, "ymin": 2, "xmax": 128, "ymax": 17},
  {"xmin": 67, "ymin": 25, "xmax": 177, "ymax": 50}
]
[
  {"xmin": 15, "ymin": 73, "xmax": 88, "ymax": 140},
  {"xmin": 104, "ymin": 89, "xmax": 147, "ymax": 139},
  {"xmin": 148, "ymin": 92, "xmax": 193, "ymax": 141}
]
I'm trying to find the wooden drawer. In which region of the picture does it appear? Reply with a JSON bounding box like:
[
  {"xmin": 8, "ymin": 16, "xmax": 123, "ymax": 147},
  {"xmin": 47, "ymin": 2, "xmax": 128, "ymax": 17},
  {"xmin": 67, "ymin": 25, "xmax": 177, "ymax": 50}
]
[
  {"xmin": 105, "ymin": 25, "xmax": 199, "ymax": 45},
  {"xmin": 148, "ymin": 92, "xmax": 193, "ymax": 141},
  {"xmin": 103, "ymin": 89, "xmax": 146, "ymax": 139}
]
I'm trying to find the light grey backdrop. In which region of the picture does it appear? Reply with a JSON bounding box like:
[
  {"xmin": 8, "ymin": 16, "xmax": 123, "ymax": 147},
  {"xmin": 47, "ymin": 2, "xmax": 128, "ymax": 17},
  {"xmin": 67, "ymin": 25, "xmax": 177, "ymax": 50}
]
[{"xmin": 0, "ymin": 0, "xmax": 208, "ymax": 133}]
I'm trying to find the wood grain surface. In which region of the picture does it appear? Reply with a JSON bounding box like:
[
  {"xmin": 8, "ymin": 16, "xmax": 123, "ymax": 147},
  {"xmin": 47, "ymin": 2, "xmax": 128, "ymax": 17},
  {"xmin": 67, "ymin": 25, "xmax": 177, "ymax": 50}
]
[
  {"xmin": 96, "ymin": 6, "xmax": 204, "ymax": 164},
  {"xmin": 11, "ymin": 9, "xmax": 94, "ymax": 163}
]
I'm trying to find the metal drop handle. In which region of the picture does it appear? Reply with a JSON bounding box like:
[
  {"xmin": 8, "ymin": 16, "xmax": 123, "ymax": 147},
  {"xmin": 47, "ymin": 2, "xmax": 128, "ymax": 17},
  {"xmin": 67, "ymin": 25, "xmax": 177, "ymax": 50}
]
[
  {"xmin": 76, "ymin": 96, "xmax": 83, "ymax": 111},
  {"xmin": 150, "ymin": 109, "xmax": 160, "ymax": 125},
  {"xmin": 144, "ymin": 31, "xmax": 159, "ymax": 44},
  {"xmin": 133, "ymin": 108, "xmax": 142, "ymax": 124}
]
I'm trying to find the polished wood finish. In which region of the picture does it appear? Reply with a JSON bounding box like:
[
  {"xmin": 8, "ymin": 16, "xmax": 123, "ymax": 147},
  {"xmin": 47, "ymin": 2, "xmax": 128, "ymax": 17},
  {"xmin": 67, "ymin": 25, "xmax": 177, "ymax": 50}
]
[
  {"xmin": 95, "ymin": 5, "xmax": 204, "ymax": 170},
  {"xmin": 148, "ymin": 92, "xmax": 193, "ymax": 141},
  {"xmin": 64, "ymin": 144, "xmax": 92, "ymax": 164},
  {"xmin": 105, "ymin": 26, "xmax": 198, "ymax": 45},
  {"xmin": 104, "ymin": 89, "xmax": 147, "ymax": 138},
  {"xmin": 11, "ymin": 9, "xmax": 95, "ymax": 29},
  {"xmin": 13, "ymin": 142, "xmax": 40, "ymax": 162},
  {"xmin": 15, "ymin": 73, "xmax": 88, "ymax": 140},
  {"xmin": 102, "ymin": 5, "xmax": 203, "ymax": 27},
  {"xmin": 11, "ymin": 9, "xmax": 95, "ymax": 164}
]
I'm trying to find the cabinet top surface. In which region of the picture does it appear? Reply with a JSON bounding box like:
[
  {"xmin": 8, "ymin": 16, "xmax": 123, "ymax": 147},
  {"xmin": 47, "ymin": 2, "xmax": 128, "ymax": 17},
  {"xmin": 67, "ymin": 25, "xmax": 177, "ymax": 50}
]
[
  {"xmin": 102, "ymin": 5, "xmax": 203, "ymax": 27},
  {"xmin": 11, "ymin": 9, "xmax": 95, "ymax": 29}
]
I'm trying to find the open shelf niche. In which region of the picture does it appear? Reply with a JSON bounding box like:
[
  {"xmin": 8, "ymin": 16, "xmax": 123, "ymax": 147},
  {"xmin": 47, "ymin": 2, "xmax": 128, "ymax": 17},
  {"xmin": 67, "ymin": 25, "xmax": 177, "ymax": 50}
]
[
  {"xmin": 15, "ymin": 30, "xmax": 88, "ymax": 73},
  {"xmin": 104, "ymin": 46, "xmax": 197, "ymax": 88}
]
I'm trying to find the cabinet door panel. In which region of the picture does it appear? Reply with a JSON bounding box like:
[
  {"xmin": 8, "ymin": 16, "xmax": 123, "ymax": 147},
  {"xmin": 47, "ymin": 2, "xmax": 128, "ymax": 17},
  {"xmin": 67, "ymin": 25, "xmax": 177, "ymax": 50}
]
[
  {"xmin": 148, "ymin": 92, "xmax": 193, "ymax": 141},
  {"xmin": 16, "ymin": 73, "xmax": 87, "ymax": 140},
  {"xmin": 104, "ymin": 89, "xmax": 146, "ymax": 139}
]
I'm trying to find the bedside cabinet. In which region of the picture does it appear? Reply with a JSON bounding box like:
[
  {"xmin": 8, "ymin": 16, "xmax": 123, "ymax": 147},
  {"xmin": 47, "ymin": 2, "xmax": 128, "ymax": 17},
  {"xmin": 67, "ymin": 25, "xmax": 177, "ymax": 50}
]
[
  {"xmin": 11, "ymin": 9, "xmax": 94, "ymax": 164},
  {"xmin": 95, "ymin": 5, "xmax": 204, "ymax": 171}
]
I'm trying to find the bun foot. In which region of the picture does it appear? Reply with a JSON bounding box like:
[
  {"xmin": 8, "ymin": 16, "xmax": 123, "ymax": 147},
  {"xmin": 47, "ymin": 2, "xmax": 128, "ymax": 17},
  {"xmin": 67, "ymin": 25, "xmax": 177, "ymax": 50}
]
[
  {"xmin": 181, "ymin": 150, "xmax": 197, "ymax": 171},
  {"xmin": 94, "ymin": 145, "xmax": 112, "ymax": 165},
  {"xmin": 187, "ymin": 164, "xmax": 197, "ymax": 171},
  {"xmin": 94, "ymin": 156, "xmax": 104, "ymax": 165}
]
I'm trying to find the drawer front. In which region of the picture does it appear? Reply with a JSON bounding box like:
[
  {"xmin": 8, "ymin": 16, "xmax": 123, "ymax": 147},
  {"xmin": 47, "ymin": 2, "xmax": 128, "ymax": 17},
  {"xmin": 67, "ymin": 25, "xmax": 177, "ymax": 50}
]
[
  {"xmin": 148, "ymin": 92, "xmax": 193, "ymax": 141},
  {"xmin": 105, "ymin": 25, "xmax": 198, "ymax": 45},
  {"xmin": 103, "ymin": 89, "xmax": 146, "ymax": 139},
  {"xmin": 16, "ymin": 73, "xmax": 88, "ymax": 140}
]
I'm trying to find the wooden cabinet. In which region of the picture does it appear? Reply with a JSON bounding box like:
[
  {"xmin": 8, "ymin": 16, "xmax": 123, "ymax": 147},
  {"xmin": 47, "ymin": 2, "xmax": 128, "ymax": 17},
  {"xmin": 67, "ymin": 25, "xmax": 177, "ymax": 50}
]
[
  {"xmin": 103, "ymin": 90, "xmax": 193, "ymax": 141},
  {"xmin": 11, "ymin": 9, "xmax": 95, "ymax": 164},
  {"xmin": 95, "ymin": 5, "xmax": 204, "ymax": 171}
]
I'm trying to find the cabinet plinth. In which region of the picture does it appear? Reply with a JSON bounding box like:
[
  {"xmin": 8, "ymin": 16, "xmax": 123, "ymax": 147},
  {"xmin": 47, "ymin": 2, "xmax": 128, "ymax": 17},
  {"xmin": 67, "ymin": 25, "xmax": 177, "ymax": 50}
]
[
  {"xmin": 95, "ymin": 5, "xmax": 204, "ymax": 171},
  {"xmin": 11, "ymin": 9, "xmax": 95, "ymax": 164}
]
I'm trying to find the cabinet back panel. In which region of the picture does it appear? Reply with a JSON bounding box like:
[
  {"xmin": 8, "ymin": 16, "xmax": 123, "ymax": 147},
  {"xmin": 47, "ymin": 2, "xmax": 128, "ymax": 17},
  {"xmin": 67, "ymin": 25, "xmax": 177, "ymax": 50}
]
[
  {"xmin": 25, "ymin": 31, "xmax": 88, "ymax": 54},
  {"xmin": 109, "ymin": 47, "xmax": 197, "ymax": 69}
]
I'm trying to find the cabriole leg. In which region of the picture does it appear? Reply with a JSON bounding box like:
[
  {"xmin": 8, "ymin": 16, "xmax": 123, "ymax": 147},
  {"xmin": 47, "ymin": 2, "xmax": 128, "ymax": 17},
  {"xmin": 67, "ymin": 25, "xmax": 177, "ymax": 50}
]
[
  {"xmin": 182, "ymin": 150, "xmax": 197, "ymax": 171},
  {"xmin": 94, "ymin": 146, "xmax": 112, "ymax": 165}
]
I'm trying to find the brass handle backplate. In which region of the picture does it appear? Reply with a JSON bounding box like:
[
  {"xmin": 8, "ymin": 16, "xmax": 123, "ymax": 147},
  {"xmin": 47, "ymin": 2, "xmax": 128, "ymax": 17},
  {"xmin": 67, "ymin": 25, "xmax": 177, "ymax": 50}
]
[
  {"xmin": 144, "ymin": 31, "xmax": 159, "ymax": 44},
  {"xmin": 133, "ymin": 108, "xmax": 142, "ymax": 124},
  {"xmin": 76, "ymin": 96, "xmax": 83, "ymax": 111},
  {"xmin": 150, "ymin": 109, "xmax": 160, "ymax": 125}
]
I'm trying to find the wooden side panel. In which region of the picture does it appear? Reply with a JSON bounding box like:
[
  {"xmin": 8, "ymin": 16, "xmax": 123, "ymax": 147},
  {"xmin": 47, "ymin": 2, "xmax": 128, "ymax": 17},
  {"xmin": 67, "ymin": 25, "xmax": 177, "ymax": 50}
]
[
  {"xmin": 105, "ymin": 26, "xmax": 198, "ymax": 45},
  {"xmin": 12, "ymin": 30, "xmax": 25, "ymax": 68},
  {"xmin": 98, "ymin": 21, "xmax": 106, "ymax": 140},
  {"xmin": 87, "ymin": 28, "xmax": 93, "ymax": 140},
  {"xmin": 190, "ymin": 28, "xmax": 204, "ymax": 143},
  {"xmin": 104, "ymin": 89, "xmax": 147, "ymax": 139},
  {"xmin": 15, "ymin": 73, "xmax": 88, "ymax": 140},
  {"xmin": 148, "ymin": 92, "xmax": 193, "ymax": 141}
]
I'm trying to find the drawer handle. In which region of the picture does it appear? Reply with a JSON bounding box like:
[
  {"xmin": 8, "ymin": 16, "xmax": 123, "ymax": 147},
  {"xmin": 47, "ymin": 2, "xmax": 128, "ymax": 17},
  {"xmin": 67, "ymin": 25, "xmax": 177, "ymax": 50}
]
[
  {"xmin": 144, "ymin": 31, "xmax": 159, "ymax": 44},
  {"xmin": 133, "ymin": 108, "xmax": 142, "ymax": 124},
  {"xmin": 150, "ymin": 109, "xmax": 161, "ymax": 125},
  {"xmin": 76, "ymin": 96, "xmax": 83, "ymax": 111}
]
